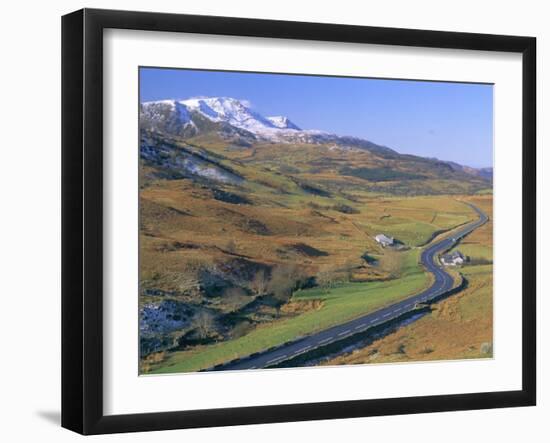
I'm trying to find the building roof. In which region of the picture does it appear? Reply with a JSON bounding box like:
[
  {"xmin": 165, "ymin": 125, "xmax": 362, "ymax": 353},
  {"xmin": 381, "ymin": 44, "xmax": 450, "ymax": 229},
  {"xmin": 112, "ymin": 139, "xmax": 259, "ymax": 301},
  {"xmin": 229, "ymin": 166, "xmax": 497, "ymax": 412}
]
[
  {"xmin": 375, "ymin": 234, "xmax": 394, "ymax": 243},
  {"xmin": 442, "ymin": 250, "xmax": 465, "ymax": 262}
]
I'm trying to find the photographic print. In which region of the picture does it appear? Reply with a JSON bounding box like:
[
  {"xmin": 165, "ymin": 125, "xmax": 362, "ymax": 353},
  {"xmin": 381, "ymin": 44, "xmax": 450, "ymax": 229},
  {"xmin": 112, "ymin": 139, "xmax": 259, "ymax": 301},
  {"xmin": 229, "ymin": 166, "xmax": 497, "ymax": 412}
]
[{"xmin": 138, "ymin": 67, "xmax": 493, "ymax": 375}]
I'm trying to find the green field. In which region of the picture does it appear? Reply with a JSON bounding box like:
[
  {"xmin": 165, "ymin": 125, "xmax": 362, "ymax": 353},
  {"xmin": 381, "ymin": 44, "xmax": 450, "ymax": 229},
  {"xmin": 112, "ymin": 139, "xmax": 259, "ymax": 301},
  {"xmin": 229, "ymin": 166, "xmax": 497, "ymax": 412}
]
[
  {"xmin": 450, "ymin": 243, "xmax": 493, "ymax": 262},
  {"xmin": 323, "ymin": 262, "xmax": 493, "ymax": 366},
  {"xmin": 322, "ymin": 196, "xmax": 494, "ymax": 367}
]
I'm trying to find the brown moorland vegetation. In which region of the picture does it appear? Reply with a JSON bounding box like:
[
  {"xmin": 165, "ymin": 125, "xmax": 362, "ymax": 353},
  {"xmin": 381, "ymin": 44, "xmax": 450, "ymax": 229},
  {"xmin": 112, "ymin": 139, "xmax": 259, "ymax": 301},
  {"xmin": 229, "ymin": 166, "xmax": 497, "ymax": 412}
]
[
  {"xmin": 322, "ymin": 195, "xmax": 493, "ymax": 366},
  {"xmin": 138, "ymin": 129, "xmax": 492, "ymax": 372}
]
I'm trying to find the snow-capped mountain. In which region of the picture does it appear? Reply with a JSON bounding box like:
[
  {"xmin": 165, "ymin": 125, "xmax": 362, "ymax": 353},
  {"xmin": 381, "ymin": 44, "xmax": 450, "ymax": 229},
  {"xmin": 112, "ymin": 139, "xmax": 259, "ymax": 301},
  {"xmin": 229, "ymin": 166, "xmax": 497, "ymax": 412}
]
[
  {"xmin": 266, "ymin": 116, "xmax": 301, "ymax": 130},
  {"xmin": 141, "ymin": 97, "xmax": 303, "ymax": 139},
  {"xmin": 140, "ymin": 96, "xmax": 396, "ymax": 155},
  {"xmin": 139, "ymin": 96, "xmax": 492, "ymax": 190},
  {"xmin": 181, "ymin": 97, "xmax": 287, "ymax": 134}
]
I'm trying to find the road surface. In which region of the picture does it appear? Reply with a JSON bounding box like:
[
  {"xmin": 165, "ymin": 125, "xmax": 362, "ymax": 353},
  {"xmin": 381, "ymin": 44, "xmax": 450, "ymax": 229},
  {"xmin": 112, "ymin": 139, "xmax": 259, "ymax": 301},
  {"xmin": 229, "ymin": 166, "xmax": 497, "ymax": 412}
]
[{"xmin": 210, "ymin": 202, "xmax": 488, "ymax": 371}]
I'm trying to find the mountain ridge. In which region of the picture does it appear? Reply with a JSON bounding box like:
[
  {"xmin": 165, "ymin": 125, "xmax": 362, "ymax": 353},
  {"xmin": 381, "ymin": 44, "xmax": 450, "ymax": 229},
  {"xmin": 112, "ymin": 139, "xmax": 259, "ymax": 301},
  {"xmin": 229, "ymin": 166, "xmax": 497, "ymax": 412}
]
[{"xmin": 140, "ymin": 96, "xmax": 491, "ymax": 180}]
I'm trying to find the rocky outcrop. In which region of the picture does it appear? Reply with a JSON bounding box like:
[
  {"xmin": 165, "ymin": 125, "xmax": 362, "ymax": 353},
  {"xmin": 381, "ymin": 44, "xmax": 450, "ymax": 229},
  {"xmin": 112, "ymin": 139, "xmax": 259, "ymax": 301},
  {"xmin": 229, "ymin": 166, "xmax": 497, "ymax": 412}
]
[{"xmin": 140, "ymin": 300, "xmax": 195, "ymax": 356}]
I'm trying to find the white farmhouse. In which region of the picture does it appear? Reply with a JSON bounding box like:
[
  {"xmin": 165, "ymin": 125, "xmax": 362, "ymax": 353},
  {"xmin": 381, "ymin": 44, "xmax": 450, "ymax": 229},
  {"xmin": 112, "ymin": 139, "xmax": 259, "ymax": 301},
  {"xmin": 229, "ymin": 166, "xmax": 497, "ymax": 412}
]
[
  {"xmin": 375, "ymin": 234, "xmax": 394, "ymax": 247},
  {"xmin": 440, "ymin": 250, "xmax": 466, "ymax": 266}
]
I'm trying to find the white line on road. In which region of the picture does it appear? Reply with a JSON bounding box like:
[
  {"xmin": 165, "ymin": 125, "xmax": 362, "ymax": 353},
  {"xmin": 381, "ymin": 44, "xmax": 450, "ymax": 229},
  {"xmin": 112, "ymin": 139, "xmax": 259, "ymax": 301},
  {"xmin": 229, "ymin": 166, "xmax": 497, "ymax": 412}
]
[
  {"xmin": 318, "ymin": 338, "xmax": 332, "ymax": 345},
  {"xmin": 295, "ymin": 346, "xmax": 311, "ymax": 354},
  {"xmin": 383, "ymin": 312, "xmax": 391, "ymax": 318},
  {"xmin": 338, "ymin": 330, "xmax": 351, "ymax": 336},
  {"xmin": 355, "ymin": 325, "xmax": 364, "ymax": 330}
]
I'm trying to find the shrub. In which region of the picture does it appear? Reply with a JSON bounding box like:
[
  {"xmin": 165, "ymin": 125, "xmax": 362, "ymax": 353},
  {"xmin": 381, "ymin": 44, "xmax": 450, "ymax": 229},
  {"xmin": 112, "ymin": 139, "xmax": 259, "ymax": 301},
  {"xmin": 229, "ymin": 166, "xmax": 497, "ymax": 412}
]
[
  {"xmin": 332, "ymin": 203, "xmax": 360, "ymax": 214},
  {"xmin": 340, "ymin": 166, "xmax": 426, "ymax": 182}
]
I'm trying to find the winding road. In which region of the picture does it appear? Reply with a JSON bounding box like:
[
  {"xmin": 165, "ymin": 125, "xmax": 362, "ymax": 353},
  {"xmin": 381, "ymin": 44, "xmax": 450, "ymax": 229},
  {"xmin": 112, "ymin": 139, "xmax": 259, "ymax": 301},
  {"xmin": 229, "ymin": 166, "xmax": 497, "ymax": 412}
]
[{"xmin": 210, "ymin": 202, "xmax": 488, "ymax": 371}]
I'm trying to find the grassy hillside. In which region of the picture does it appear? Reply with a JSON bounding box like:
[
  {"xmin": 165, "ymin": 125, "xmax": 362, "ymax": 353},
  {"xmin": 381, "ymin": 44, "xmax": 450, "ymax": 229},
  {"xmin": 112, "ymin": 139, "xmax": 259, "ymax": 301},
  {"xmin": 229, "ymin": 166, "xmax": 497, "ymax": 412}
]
[
  {"xmin": 322, "ymin": 195, "xmax": 493, "ymax": 366},
  {"xmin": 139, "ymin": 129, "xmax": 490, "ymax": 373},
  {"xmin": 150, "ymin": 250, "xmax": 430, "ymax": 374}
]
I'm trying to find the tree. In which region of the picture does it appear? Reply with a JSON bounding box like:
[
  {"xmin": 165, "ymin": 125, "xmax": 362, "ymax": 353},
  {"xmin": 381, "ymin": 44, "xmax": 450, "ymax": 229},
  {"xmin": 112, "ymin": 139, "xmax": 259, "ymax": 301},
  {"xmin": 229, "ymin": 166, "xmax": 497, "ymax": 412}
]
[
  {"xmin": 284, "ymin": 264, "xmax": 309, "ymax": 291},
  {"xmin": 268, "ymin": 265, "xmax": 299, "ymax": 310},
  {"xmin": 341, "ymin": 259, "xmax": 357, "ymax": 282},
  {"xmin": 192, "ymin": 310, "xmax": 216, "ymax": 339},
  {"xmin": 223, "ymin": 286, "xmax": 248, "ymax": 312},
  {"xmin": 231, "ymin": 320, "xmax": 251, "ymax": 339},
  {"xmin": 316, "ymin": 269, "xmax": 335, "ymax": 293},
  {"xmin": 250, "ymin": 269, "xmax": 269, "ymax": 297}
]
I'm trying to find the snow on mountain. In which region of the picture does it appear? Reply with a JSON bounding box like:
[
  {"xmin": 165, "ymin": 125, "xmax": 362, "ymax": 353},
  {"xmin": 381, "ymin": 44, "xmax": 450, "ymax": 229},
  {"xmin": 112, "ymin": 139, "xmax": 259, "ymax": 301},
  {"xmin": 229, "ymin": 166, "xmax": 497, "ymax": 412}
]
[
  {"xmin": 140, "ymin": 97, "xmax": 490, "ymax": 185},
  {"xmin": 140, "ymin": 100, "xmax": 197, "ymax": 136},
  {"xmin": 140, "ymin": 96, "xmax": 396, "ymax": 156},
  {"xmin": 181, "ymin": 97, "xmax": 276, "ymax": 132},
  {"xmin": 266, "ymin": 116, "xmax": 301, "ymax": 130},
  {"xmin": 142, "ymin": 97, "xmax": 302, "ymax": 139},
  {"xmin": 174, "ymin": 101, "xmax": 192, "ymax": 124}
]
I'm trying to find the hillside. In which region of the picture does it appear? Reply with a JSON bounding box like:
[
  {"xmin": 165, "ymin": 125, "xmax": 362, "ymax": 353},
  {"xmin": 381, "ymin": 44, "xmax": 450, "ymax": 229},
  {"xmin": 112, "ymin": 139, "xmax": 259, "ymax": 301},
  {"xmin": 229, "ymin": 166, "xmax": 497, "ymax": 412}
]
[
  {"xmin": 138, "ymin": 96, "xmax": 492, "ymax": 373},
  {"xmin": 140, "ymin": 96, "xmax": 492, "ymax": 194},
  {"xmin": 321, "ymin": 194, "xmax": 493, "ymax": 366}
]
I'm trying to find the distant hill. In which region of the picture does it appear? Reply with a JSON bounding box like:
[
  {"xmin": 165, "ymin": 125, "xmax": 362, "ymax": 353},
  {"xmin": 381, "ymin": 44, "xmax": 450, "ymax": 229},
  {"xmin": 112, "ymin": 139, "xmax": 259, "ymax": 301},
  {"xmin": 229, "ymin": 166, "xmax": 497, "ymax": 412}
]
[
  {"xmin": 475, "ymin": 167, "xmax": 493, "ymax": 181},
  {"xmin": 441, "ymin": 161, "xmax": 493, "ymax": 182},
  {"xmin": 140, "ymin": 96, "xmax": 492, "ymax": 196}
]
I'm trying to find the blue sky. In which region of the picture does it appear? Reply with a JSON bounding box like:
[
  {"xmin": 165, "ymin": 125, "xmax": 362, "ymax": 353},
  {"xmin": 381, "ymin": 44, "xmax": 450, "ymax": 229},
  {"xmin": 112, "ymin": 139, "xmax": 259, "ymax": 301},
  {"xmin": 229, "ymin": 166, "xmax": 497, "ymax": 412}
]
[{"xmin": 140, "ymin": 67, "xmax": 493, "ymax": 168}]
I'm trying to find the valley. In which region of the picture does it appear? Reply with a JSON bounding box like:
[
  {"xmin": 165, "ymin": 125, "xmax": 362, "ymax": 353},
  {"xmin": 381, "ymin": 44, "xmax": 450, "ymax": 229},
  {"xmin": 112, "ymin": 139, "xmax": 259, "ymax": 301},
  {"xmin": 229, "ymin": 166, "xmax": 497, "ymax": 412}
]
[{"xmin": 138, "ymin": 96, "xmax": 493, "ymax": 374}]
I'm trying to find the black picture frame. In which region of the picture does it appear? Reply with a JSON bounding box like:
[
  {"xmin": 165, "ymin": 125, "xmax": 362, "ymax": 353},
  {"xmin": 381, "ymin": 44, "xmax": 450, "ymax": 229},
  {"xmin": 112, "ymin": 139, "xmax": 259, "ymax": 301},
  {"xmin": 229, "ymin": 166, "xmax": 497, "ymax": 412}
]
[{"xmin": 62, "ymin": 8, "xmax": 536, "ymax": 435}]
